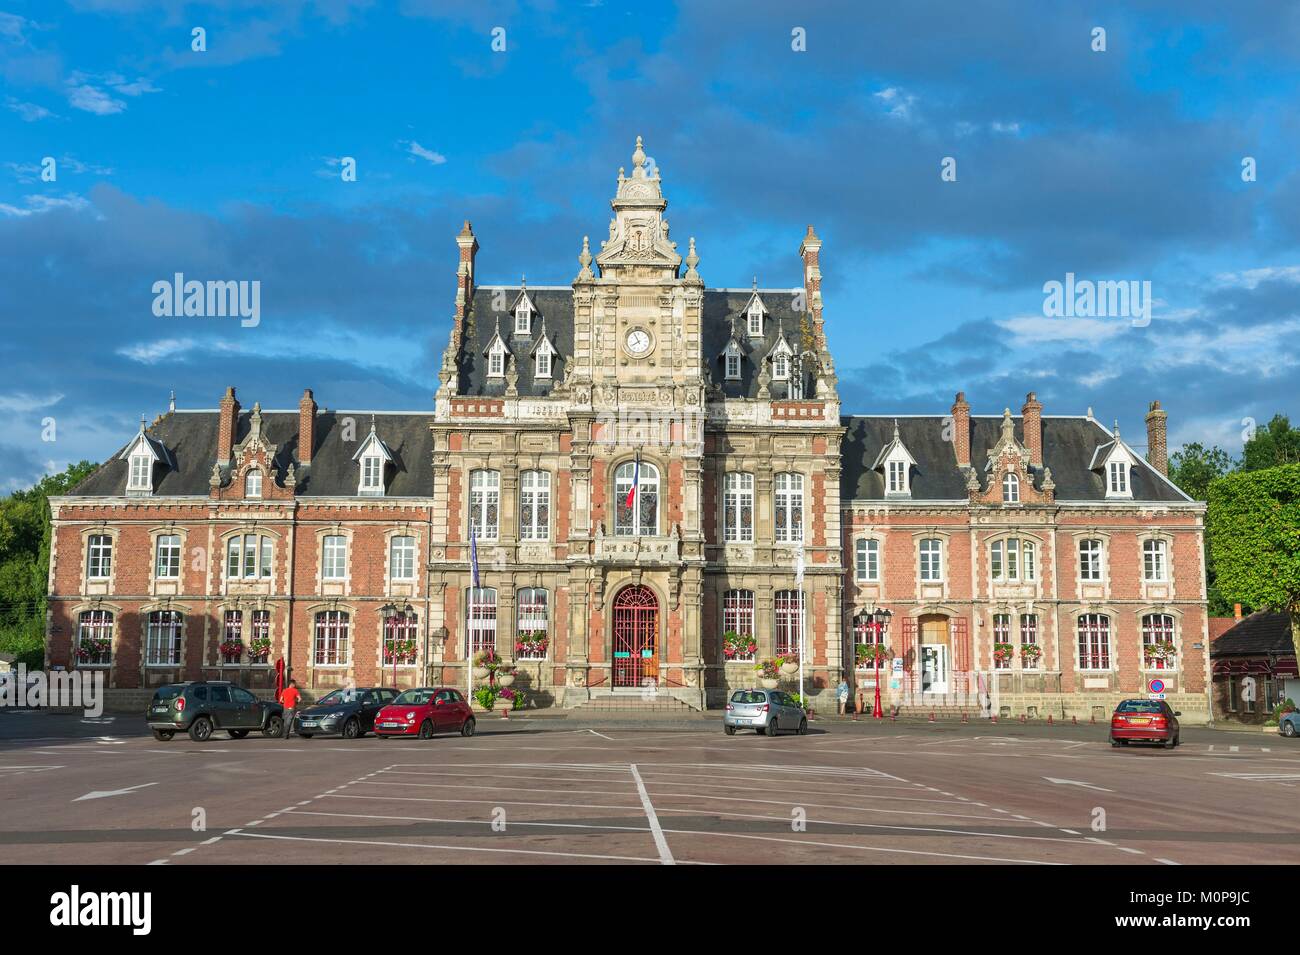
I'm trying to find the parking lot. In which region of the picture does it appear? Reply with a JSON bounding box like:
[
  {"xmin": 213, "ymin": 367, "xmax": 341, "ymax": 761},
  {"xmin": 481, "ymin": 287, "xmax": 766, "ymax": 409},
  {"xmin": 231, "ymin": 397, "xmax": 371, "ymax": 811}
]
[{"xmin": 1, "ymin": 713, "xmax": 1297, "ymax": 865}]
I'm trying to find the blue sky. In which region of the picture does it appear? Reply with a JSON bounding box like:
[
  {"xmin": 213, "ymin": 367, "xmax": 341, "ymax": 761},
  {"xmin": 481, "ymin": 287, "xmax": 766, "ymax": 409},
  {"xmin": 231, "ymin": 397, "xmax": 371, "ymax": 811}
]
[{"xmin": 2, "ymin": 0, "xmax": 1299, "ymax": 490}]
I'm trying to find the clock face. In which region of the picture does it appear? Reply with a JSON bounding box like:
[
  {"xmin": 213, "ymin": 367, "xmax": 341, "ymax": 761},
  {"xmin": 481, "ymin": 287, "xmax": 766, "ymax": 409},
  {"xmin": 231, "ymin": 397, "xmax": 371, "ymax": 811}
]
[{"xmin": 625, "ymin": 328, "xmax": 652, "ymax": 355}]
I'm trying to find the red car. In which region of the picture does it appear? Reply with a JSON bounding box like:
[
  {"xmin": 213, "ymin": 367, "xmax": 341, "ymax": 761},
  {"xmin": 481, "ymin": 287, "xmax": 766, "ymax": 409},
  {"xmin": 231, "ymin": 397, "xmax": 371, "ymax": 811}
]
[
  {"xmin": 374, "ymin": 687, "xmax": 475, "ymax": 739},
  {"xmin": 1110, "ymin": 699, "xmax": 1181, "ymax": 748}
]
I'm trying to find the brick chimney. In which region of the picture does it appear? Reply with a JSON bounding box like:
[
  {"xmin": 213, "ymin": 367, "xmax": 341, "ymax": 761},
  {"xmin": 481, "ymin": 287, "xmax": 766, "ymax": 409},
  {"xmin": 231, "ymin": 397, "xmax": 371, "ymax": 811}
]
[
  {"xmin": 217, "ymin": 387, "xmax": 240, "ymax": 464},
  {"xmin": 1234, "ymin": 602, "xmax": 1243, "ymax": 621},
  {"xmin": 452, "ymin": 220, "xmax": 478, "ymax": 352},
  {"xmin": 298, "ymin": 388, "xmax": 317, "ymax": 464},
  {"xmin": 1145, "ymin": 399, "xmax": 1168, "ymax": 476},
  {"xmin": 1021, "ymin": 391, "xmax": 1043, "ymax": 467},
  {"xmin": 951, "ymin": 391, "xmax": 971, "ymax": 469},
  {"xmin": 798, "ymin": 225, "xmax": 825, "ymax": 350}
]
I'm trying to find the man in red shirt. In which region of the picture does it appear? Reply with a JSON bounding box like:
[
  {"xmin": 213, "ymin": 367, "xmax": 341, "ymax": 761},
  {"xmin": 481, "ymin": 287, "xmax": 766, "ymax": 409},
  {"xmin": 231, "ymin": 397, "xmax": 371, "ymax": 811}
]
[{"xmin": 279, "ymin": 679, "xmax": 302, "ymax": 739}]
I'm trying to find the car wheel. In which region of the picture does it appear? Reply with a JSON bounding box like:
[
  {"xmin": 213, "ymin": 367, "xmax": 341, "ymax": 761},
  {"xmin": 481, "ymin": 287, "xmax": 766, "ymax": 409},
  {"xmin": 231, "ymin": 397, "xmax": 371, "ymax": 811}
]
[
  {"xmin": 342, "ymin": 718, "xmax": 360, "ymax": 739},
  {"xmin": 263, "ymin": 715, "xmax": 284, "ymax": 738},
  {"xmin": 187, "ymin": 716, "xmax": 212, "ymax": 742},
  {"xmin": 724, "ymin": 725, "xmax": 736, "ymax": 736},
  {"xmin": 460, "ymin": 717, "xmax": 476, "ymax": 738},
  {"xmin": 1283, "ymin": 721, "xmax": 1297, "ymax": 738},
  {"xmin": 418, "ymin": 719, "xmax": 434, "ymax": 740},
  {"xmin": 151, "ymin": 729, "xmax": 174, "ymax": 741},
  {"xmin": 767, "ymin": 718, "xmax": 779, "ymax": 737},
  {"xmin": 1110, "ymin": 739, "xmax": 1121, "ymax": 747},
  {"xmin": 798, "ymin": 717, "xmax": 808, "ymax": 736},
  {"xmin": 228, "ymin": 729, "xmax": 249, "ymax": 739}
]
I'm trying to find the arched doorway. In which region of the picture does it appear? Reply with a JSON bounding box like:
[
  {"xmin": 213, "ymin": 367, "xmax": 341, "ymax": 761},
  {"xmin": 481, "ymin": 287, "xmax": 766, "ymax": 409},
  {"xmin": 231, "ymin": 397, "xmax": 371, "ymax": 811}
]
[
  {"xmin": 612, "ymin": 585, "xmax": 659, "ymax": 688},
  {"xmin": 918, "ymin": 614, "xmax": 951, "ymax": 695}
]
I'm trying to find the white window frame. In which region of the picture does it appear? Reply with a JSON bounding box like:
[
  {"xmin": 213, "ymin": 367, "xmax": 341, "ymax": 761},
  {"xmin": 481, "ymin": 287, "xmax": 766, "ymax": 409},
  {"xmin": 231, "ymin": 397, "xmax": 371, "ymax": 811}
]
[
  {"xmin": 467, "ymin": 587, "xmax": 498, "ymax": 657},
  {"xmin": 1142, "ymin": 613, "xmax": 1176, "ymax": 671},
  {"xmin": 514, "ymin": 299, "xmax": 531, "ymax": 335},
  {"xmin": 1109, "ymin": 460, "xmax": 1129, "ymax": 495},
  {"xmin": 145, "ymin": 610, "xmax": 182, "ymax": 667},
  {"xmin": 322, "ymin": 535, "xmax": 348, "ymax": 580},
  {"xmin": 722, "ymin": 590, "xmax": 756, "ymax": 662},
  {"xmin": 361, "ymin": 455, "xmax": 383, "ymax": 493},
  {"xmin": 724, "ymin": 345, "xmax": 741, "ymax": 381},
  {"xmin": 1143, "ymin": 539, "xmax": 1168, "ymax": 582},
  {"xmin": 747, "ymin": 302, "xmax": 763, "ymax": 336},
  {"xmin": 314, "ymin": 610, "xmax": 350, "ymax": 666},
  {"xmin": 86, "ymin": 535, "xmax": 113, "ymax": 580},
  {"xmin": 470, "ymin": 469, "xmax": 501, "ymax": 541},
  {"xmin": 774, "ymin": 472, "xmax": 804, "ymax": 543},
  {"xmin": 919, "ymin": 538, "xmax": 944, "ymax": 582},
  {"xmin": 76, "ymin": 610, "xmax": 113, "ymax": 667},
  {"xmin": 244, "ymin": 469, "xmax": 262, "ymax": 499},
  {"xmin": 722, "ymin": 472, "xmax": 754, "ymax": 543},
  {"xmin": 1079, "ymin": 538, "xmax": 1104, "ymax": 582},
  {"xmin": 389, "ymin": 535, "xmax": 416, "ymax": 581},
  {"xmin": 155, "ymin": 534, "xmax": 181, "ymax": 579},
  {"xmin": 1077, "ymin": 613, "xmax": 1112, "ymax": 671},
  {"xmin": 855, "ymin": 538, "xmax": 880, "ymax": 583},
  {"xmin": 516, "ymin": 588, "xmax": 548, "ymax": 659},
  {"xmin": 614, "ymin": 460, "xmax": 659, "ymax": 537},
  {"xmin": 887, "ymin": 459, "xmax": 908, "ymax": 494},
  {"xmin": 519, "ymin": 470, "xmax": 550, "ymax": 541},
  {"xmin": 128, "ymin": 453, "xmax": 152, "ymax": 491},
  {"xmin": 1003, "ymin": 472, "xmax": 1020, "ymax": 503},
  {"xmin": 487, "ymin": 343, "xmax": 507, "ymax": 378},
  {"xmin": 535, "ymin": 348, "xmax": 552, "ymax": 379},
  {"xmin": 226, "ymin": 534, "xmax": 272, "ymax": 579}
]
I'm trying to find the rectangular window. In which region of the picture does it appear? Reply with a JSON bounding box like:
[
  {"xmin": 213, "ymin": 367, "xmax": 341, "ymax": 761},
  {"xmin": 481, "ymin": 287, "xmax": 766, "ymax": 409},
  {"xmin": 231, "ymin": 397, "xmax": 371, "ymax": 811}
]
[
  {"xmin": 1143, "ymin": 539, "xmax": 1168, "ymax": 582},
  {"xmin": 1109, "ymin": 461, "xmax": 1128, "ymax": 494},
  {"xmin": 260, "ymin": 537, "xmax": 272, "ymax": 578},
  {"xmin": 993, "ymin": 613, "xmax": 1012, "ymax": 669},
  {"xmin": 470, "ymin": 470, "xmax": 500, "ymax": 541},
  {"xmin": 855, "ymin": 538, "xmax": 880, "ymax": 582},
  {"xmin": 76, "ymin": 610, "xmax": 113, "ymax": 666},
  {"xmin": 1020, "ymin": 614, "xmax": 1039, "ymax": 668},
  {"xmin": 362, "ymin": 456, "xmax": 382, "ymax": 491},
  {"xmin": 991, "ymin": 540, "xmax": 1002, "ymax": 580},
  {"xmin": 87, "ymin": 535, "xmax": 113, "ymax": 579},
  {"xmin": 145, "ymin": 610, "xmax": 182, "ymax": 666},
  {"xmin": 774, "ymin": 472, "xmax": 803, "ymax": 543},
  {"xmin": 322, "ymin": 535, "xmax": 347, "ymax": 580},
  {"xmin": 748, "ymin": 307, "xmax": 762, "ymax": 336},
  {"xmin": 536, "ymin": 350, "xmax": 551, "ymax": 378},
  {"xmin": 489, "ymin": 350, "xmax": 504, "ymax": 377},
  {"xmin": 154, "ymin": 534, "xmax": 181, "ymax": 579},
  {"xmin": 774, "ymin": 590, "xmax": 801, "ymax": 657},
  {"xmin": 383, "ymin": 612, "xmax": 418, "ymax": 666},
  {"xmin": 313, "ymin": 610, "xmax": 349, "ymax": 666},
  {"xmin": 129, "ymin": 454, "xmax": 151, "ymax": 489},
  {"xmin": 723, "ymin": 472, "xmax": 754, "ymax": 543},
  {"xmin": 390, "ymin": 536, "xmax": 416, "ymax": 580},
  {"xmin": 1077, "ymin": 614, "xmax": 1111, "ymax": 670},
  {"xmin": 467, "ymin": 587, "xmax": 498, "ymax": 657},
  {"xmin": 722, "ymin": 590, "xmax": 756, "ymax": 661},
  {"xmin": 888, "ymin": 460, "xmax": 906, "ymax": 493},
  {"xmin": 519, "ymin": 471, "xmax": 550, "ymax": 541},
  {"xmin": 919, "ymin": 538, "xmax": 943, "ymax": 581},
  {"xmin": 243, "ymin": 534, "xmax": 256, "ymax": 578},
  {"xmin": 725, "ymin": 352, "xmax": 741, "ymax": 380},
  {"xmin": 250, "ymin": 610, "xmax": 270, "ymax": 661},
  {"xmin": 1079, "ymin": 539, "xmax": 1103, "ymax": 581},
  {"xmin": 516, "ymin": 588, "xmax": 548, "ymax": 659},
  {"xmin": 1023, "ymin": 541, "xmax": 1036, "ymax": 581}
]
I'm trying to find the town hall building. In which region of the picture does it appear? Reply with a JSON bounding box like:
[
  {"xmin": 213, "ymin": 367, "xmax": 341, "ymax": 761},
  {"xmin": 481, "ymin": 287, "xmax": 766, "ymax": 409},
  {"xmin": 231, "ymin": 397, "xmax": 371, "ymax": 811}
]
[{"xmin": 45, "ymin": 138, "xmax": 1211, "ymax": 720}]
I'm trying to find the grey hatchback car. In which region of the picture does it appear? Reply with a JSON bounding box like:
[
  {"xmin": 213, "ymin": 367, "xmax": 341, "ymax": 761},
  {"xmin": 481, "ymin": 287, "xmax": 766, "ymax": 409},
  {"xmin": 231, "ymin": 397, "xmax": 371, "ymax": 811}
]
[{"xmin": 724, "ymin": 689, "xmax": 807, "ymax": 736}]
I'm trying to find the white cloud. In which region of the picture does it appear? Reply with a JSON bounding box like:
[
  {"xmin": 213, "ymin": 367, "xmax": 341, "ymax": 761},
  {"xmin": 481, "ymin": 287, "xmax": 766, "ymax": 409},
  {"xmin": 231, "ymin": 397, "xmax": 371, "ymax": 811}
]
[
  {"xmin": 404, "ymin": 141, "xmax": 447, "ymax": 164},
  {"xmin": 0, "ymin": 193, "xmax": 91, "ymax": 217},
  {"xmin": 67, "ymin": 83, "xmax": 125, "ymax": 115},
  {"xmin": 0, "ymin": 392, "xmax": 64, "ymax": 413},
  {"xmin": 65, "ymin": 72, "xmax": 160, "ymax": 115},
  {"xmin": 117, "ymin": 338, "xmax": 200, "ymax": 363},
  {"xmin": 997, "ymin": 313, "xmax": 1127, "ymax": 345},
  {"xmin": 873, "ymin": 86, "xmax": 917, "ymax": 121},
  {"xmin": 5, "ymin": 97, "xmax": 52, "ymax": 121},
  {"xmin": 1212, "ymin": 265, "xmax": 1300, "ymax": 289}
]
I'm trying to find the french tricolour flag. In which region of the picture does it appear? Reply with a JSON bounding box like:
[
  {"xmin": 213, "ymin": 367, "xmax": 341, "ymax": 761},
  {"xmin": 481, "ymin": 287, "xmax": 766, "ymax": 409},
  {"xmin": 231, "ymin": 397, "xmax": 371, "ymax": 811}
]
[
  {"xmin": 470, "ymin": 523, "xmax": 480, "ymax": 589},
  {"xmin": 624, "ymin": 454, "xmax": 640, "ymax": 510}
]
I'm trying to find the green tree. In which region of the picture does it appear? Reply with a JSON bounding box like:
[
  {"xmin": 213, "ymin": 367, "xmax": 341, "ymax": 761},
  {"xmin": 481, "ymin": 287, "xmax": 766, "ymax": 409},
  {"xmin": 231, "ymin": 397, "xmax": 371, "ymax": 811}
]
[
  {"xmin": 0, "ymin": 461, "xmax": 99, "ymax": 668},
  {"xmin": 1168, "ymin": 442, "xmax": 1235, "ymax": 501},
  {"xmin": 1242, "ymin": 414, "xmax": 1300, "ymax": 472},
  {"xmin": 1207, "ymin": 463, "xmax": 1300, "ymax": 658}
]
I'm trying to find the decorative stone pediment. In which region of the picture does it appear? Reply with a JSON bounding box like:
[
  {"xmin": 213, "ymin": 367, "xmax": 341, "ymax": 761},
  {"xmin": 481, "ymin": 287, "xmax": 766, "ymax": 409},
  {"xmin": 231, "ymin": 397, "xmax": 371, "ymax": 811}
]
[
  {"xmin": 595, "ymin": 136, "xmax": 684, "ymax": 279},
  {"xmin": 971, "ymin": 408, "xmax": 1054, "ymax": 505}
]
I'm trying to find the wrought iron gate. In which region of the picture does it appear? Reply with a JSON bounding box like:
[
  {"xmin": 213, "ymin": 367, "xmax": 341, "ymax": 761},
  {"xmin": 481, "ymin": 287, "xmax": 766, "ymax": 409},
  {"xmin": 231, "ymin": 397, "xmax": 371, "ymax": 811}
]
[{"xmin": 612, "ymin": 585, "xmax": 658, "ymax": 687}]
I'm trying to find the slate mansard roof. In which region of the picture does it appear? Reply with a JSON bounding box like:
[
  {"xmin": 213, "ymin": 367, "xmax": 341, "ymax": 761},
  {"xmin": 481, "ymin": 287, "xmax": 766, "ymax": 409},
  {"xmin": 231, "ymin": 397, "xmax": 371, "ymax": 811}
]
[
  {"xmin": 458, "ymin": 286, "xmax": 813, "ymax": 400},
  {"xmin": 1210, "ymin": 613, "xmax": 1296, "ymax": 658},
  {"xmin": 840, "ymin": 414, "xmax": 1194, "ymax": 504},
  {"xmin": 70, "ymin": 409, "xmax": 436, "ymax": 498}
]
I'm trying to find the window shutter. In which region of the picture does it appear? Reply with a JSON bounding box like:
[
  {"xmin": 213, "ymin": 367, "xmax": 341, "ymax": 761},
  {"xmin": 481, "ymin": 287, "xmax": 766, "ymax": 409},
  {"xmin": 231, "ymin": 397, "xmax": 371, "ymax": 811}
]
[
  {"xmin": 900, "ymin": 616, "xmax": 917, "ymax": 670},
  {"xmin": 952, "ymin": 617, "xmax": 970, "ymax": 672}
]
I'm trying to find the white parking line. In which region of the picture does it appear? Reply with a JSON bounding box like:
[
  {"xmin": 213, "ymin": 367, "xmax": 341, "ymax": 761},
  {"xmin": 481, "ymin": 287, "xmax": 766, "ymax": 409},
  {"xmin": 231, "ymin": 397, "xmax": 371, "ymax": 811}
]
[
  {"xmin": 629, "ymin": 764, "xmax": 674, "ymax": 865},
  {"xmin": 226, "ymin": 828, "xmax": 666, "ymax": 863}
]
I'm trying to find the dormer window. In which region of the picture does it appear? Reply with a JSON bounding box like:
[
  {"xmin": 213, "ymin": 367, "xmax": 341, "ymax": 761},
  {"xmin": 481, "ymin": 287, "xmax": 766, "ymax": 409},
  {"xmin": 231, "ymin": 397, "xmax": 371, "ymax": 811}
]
[
  {"xmin": 536, "ymin": 350, "xmax": 551, "ymax": 378},
  {"xmin": 352, "ymin": 421, "xmax": 395, "ymax": 496},
  {"xmin": 724, "ymin": 342, "xmax": 742, "ymax": 381},
  {"xmin": 514, "ymin": 297, "xmax": 532, "ymax": 335},
  {"xmin": 772, "ymin": 351, "xmax": 790, "ymax": 380},
  {"xmin": 244, "ymin": 469, "xmax": 262, "ymax": 498},
  {"xmin": 487, "ymin": 340, "xmax": 508, "ymax": 378},
  {"xmin": 533, "ymin": 332, "xmax": 557, "ymax": 380},
  {"xmin": 1109, "ymin": 461, "xmax": 1128, "ymax": 495},
  {"xmin": 361, "ymin": 455, "xmax": 383, "ymax": 492},
  {"xmin": 1003, "ymin": 473, "xmax": 1020, "ymax": 503},
  {"xmin": 747, "ymin": 301, "xmax": 763, "ymax": 336},
  {"xmin": 128, "ymin": 453, "xmax": 152, "ymax": 491},
  {"xmin": 888, "ymin": 460, "xmax": 907, "ymax": 493},
  {"xmin": 874, "ymin": 420, "xmax": 917, "ymax": 499}
]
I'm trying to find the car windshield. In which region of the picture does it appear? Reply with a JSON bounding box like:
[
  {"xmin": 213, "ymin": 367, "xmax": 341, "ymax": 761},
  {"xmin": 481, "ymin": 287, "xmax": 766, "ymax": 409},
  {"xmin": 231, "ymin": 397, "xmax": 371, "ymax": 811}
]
[
  {"xmin": 393, "ymin": 689, "xmax": 436, "ymax": 705},
  {"xmin": 315, "ymin": 689, "xmax": 360, "ymax": 706},
  {"xmin": 152, "ymin": 686, "xmax": 183, "ymax": 702},
  {"xmin": 731, "ymin": 691, "xmax": 767, "ymax": 704},
  {"xmin": 1117, "ymin": 701, "xmax": 1163, "ymax": 714}
]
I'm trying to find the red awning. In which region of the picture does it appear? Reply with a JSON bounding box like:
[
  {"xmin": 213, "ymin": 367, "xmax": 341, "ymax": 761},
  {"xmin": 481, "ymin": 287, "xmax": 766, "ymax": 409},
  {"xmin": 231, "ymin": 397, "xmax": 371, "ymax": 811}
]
[
  {"xmin": 1246, "ymin": 660, "xmax": 1273, "ymax": 674},
  {"xmin": 1213, "ymin": 659, "xmax": 1249, "ymax": 675},
  {"xmin": 1275, "ymin": 658, "xmax": 1299, "ymax": 676}
]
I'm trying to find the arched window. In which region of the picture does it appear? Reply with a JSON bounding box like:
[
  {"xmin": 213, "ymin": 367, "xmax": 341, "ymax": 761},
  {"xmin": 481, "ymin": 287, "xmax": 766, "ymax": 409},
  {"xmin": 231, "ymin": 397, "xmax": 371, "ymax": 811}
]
[
  {"xmin": 722, "ymin": 590, "xmax": 756, "ymax": 661},
  {"xmin": 774, "ymin": 472, "xmax": 804, "ymax": 543},
  {"xmin": 722, "ymin": 472, "xmax": 754, "ymax": 543},
  {"xmin": 145, "ymin": 610, "xmax": 183, "ymax": 666},
  {"xmin": 519, "ymin": 470, "xmax": 551, "ymax": 541},
  {"xmin": 76, "ymin": 610, "xmax": 113, "ymax": 666},
  {"xmin": 244, "ymin": 469, "xmax": 262, "ymax": 498},
  {"xmin": 1142, "ymin": 613, "xmax": 1176, "ymax": 670},
  {"xmin": 1002, "ymin": 472, "xmax": 1019, "ymax": 503},
  {"xmin": 614, "ymin": 460, "xmax": 659, "ymax": 536},
  {"xmin": 313, "ymin": 610, "xmax": 349, "ymax": 666},
  {"xmin": 470, "ymin": 469, "xmax": 500, "ymax": 540},
  {"xmin": 467, "ymin": 587, "xmax": 498, "ymax": 656}
]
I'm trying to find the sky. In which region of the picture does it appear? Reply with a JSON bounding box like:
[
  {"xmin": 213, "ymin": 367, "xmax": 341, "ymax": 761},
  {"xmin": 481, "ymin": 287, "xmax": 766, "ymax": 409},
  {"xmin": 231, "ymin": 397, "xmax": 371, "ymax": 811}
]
[{"xmin": 1, "ymin": 0, "xmax": 1299, "ymax": 491}]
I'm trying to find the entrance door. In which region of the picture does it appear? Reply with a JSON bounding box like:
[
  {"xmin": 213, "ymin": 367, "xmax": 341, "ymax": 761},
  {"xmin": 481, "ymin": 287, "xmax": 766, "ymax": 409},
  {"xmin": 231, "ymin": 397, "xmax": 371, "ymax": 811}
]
[
  {"xmin": 920, "ymin": 645, "xmax": 949, "ymax": 695},
  {"xmin": 612, "ymin": 585, "xmax": 658, "ymax": 688}
]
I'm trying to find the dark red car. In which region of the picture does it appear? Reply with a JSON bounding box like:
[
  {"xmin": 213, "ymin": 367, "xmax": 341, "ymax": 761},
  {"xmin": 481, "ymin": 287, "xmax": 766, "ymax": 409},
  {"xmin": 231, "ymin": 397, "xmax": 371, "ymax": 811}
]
[
  {"xmin": 1110, "ymin": 699, "xmax": 1181, "ymax": 748},
  {"xmin": 374, "ymin": 687, "xmax": 475, "ymax": 739}
]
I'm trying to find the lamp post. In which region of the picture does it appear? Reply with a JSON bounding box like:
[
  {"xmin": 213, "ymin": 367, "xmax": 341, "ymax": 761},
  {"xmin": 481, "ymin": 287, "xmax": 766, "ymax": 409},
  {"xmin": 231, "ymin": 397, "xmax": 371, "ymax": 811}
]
[
  {"xmin": 380, "ymin": 601, "xmax": 414, "ymax": 690},
  {"xmin": 872, "ymin": 607, "xmax": 893, "ymax": 719}
]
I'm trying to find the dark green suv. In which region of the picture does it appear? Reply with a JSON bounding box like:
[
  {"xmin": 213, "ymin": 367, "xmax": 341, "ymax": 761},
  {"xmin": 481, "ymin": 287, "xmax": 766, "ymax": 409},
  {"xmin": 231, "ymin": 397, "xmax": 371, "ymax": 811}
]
[{"xmin": 146, "ymin": 681, "xmax": 286, "ymax": 741}]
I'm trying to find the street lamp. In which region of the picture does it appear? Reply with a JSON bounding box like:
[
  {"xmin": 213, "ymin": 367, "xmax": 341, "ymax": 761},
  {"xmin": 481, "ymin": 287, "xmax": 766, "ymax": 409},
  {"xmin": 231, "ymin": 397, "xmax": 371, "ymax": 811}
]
[
  {"xmin": 872, "ymin": 607, "xmax": 893, "ymax": 719},
  {"xmin": 380, "ymin": 602, "xmax": 414, "ymax": 689}
]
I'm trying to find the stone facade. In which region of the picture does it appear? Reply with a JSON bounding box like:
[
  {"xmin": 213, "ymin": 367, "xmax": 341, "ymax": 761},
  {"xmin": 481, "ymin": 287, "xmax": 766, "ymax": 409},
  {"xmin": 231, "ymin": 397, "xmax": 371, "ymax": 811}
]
[{"xmin": 45, "ymin": 138, "xmax": 1211, "ymax": 718}]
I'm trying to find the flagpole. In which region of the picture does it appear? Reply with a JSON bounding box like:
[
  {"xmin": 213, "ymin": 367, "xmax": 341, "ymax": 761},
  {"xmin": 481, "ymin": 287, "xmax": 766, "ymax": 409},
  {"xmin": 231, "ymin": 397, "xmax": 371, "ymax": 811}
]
[{"xmin": 796, "ymin": 543, "xmax": 805, "ymax": 705}]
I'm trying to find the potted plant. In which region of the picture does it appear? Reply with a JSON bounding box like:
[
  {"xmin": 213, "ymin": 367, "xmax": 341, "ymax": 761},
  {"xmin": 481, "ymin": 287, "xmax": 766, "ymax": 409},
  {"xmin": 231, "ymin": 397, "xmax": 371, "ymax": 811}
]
[
  {"xmin": 473, "ymin": 685, "xmax": 498, "ymax": 710},
  {"xmin": 472, "ymin": 649, "xmax": 497, "ymax": 680},
  {"xmin": 1020, "ymin": 643, "xmax": 1042, "ymax": 667},
  {"xmin": 780, "ymin": 653, "xmax": 799, "ymax": 675},
  {"xmin": 498, "ymin": 686, "xmax": 523, "ymax": 711},
  {"xmin": 384, "ymin": 638, "xmax": 418, "ymax": 665},
  {"xmin": 219, "ymin": 639, "xmax": 244, "ymax": 664},
  {"xmin": 248, "ymin": 636, "xmax": 271, "ymax": 664},
  {"xmin": 857, "ymin": 643, "xmax": 890, "ymax": 667},
  {"xmin": 754, "ymin": 658, "xmax": 781, "ymax": 689},
  {"xmin": 515, "ymin": 630, "xmax": 548, "ymax": 658},
  {"xmin": 993, "ymin": 643, "xmax": 1016, "ymax": 666},
  {"xmin": 1143, "ymin": 641, "xmax": 1177, "ymax": 667},
  {"xmin": 496, "ymin": 667, "xmax": 516, "ymax": 687},
  {"xmin": 722, "ymin": 630, "xmax": 757, "ymax": 661},
  {"xmin": 75, "ymin": 636, "xmax": 111, "ymax": 664}
]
